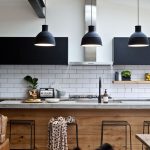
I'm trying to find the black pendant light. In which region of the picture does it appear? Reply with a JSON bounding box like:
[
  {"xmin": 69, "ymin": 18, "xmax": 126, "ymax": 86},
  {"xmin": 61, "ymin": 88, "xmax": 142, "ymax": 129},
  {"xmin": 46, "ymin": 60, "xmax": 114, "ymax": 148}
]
[
  {"xmin": 34, "ymin": 0, "xmax": 55, "ymax": 47},
  {"xmin": 81, "ymin": 0, "xmax": 102, "ymax": 47},
  {"xmin": 128, "ymin": 0, "xmax": 149, "ymax": 47}
]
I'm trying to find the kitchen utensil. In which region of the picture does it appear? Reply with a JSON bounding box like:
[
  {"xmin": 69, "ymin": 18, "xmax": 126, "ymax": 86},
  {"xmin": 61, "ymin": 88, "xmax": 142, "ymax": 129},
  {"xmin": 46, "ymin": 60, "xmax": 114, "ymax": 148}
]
[
  {"xmin": 45, "ymin": 98, "xmax": 60, "ymax": 103},
  {"xmin": 56, "ymin": 90, "xmax": 66, "ymax": 98},
  {"xmin": 39, "ymin": 88, "xmax": 54, "ymax": 98},
  {"xmin": 23, "ymin": 99, "xmax": 42, "ymax": 103}
]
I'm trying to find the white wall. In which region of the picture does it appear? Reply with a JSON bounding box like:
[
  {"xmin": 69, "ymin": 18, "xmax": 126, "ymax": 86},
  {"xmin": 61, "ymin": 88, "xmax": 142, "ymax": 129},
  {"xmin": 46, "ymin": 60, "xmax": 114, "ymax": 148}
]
[
  {"xmin": 1, "ymin": 0, "xmax": 150, "ymax": 62},
  {"xmin": 96, "ymin": 0, "xmax": 150, "ymax": 62},
  {"xmin": 0, "ymin": 0, "xmax": 150, "ymax": 99},
  {"xmin": 0, "ymin": 0, "xmax": 84, "ymax": 62}
]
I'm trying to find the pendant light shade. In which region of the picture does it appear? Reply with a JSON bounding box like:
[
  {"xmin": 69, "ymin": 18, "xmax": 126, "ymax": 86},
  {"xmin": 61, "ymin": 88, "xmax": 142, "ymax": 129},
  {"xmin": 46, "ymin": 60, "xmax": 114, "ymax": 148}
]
[
  {"xmin": 35, "ymin": 25, "xmax": 55, "ymax": 46},
  {"xmin": 128, "ymin": 25, "xmax": 149, "ymax": 47},
  {"xmin": 81, "ymin": 0, "xmax": 102, "ymax": 47},
  {"xmin": 34, "ymin": 0, "xmax": 55, "ymax": 47},
  {"xmin": 81, "ymin": 25, "xmax": 102, "ymax": 47},
  {"xmin": 128, "ymin": 0, "xmax": 149, "ymax": 47}
]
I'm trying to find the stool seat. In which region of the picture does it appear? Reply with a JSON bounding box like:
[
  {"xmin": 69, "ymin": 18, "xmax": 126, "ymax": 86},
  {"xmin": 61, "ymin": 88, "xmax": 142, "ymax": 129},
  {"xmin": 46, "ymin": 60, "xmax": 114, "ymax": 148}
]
[
  {"xmin": 102, "ymin": 120, "xmax": 130, "ymax": 126},
  {"xmin": 143, "ymin": 121, "xmax": 150, "ymax": 127},
  {"xmin": 101, "ymin": 120, "xmax": 132, "ymax": 150},
  {"xmin": 9, "ymin": 120, "xmax": 35, "ymax": 150},
  {"xmin": 9, "ymin": 120, "xmax": 35, "ymax": 124}
]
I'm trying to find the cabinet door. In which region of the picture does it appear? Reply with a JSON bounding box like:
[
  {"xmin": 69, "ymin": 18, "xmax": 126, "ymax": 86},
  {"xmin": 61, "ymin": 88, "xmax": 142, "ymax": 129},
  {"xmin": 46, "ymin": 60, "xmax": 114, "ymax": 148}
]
[
  {"xmin": 0, "ymin": 37, "xmax": 68, "ymax": 65},
  {"xmin": 114, "ymin": 37, "xmax": 150, "ymax": 65},
  {"xmin": 0, "ymin": 38, "xmax": 20, "ymax": 64}
]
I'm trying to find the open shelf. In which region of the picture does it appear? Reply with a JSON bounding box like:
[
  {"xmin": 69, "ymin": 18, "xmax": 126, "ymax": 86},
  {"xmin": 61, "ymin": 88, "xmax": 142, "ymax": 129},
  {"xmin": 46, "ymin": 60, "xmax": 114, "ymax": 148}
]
[{"xmin": 112, "ymin": 81, "xmax": 150, "ymax": 84}]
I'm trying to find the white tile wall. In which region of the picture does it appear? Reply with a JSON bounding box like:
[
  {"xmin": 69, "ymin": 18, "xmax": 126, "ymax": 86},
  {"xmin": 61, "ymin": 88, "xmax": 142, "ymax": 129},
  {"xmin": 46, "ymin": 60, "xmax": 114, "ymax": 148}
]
[{"xmin": 0, "ymin": 65, "xmax": 150, "ymax": 99}]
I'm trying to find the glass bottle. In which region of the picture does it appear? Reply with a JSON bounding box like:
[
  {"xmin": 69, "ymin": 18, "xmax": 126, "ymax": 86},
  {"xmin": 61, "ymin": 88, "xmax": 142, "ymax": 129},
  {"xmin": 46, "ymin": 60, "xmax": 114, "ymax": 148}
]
[{"xmin": 103, "ymin": 89, "xmax": 109, "ymax": 103}]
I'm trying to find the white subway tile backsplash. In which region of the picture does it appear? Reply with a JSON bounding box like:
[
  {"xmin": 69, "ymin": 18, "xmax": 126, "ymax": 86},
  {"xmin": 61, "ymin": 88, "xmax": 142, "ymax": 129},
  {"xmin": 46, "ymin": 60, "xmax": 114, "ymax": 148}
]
[
  {"xmin": 0, "ymin": 88, "xmax": 7, "ymax": 92},
  {"xmin": 89, "ymin": 88, "xmax": 98, "ymax": 93},
  {"xmin": 1, "ymin": 65, "xmax": 150, "ymax": 98},
  {"xmin": 22, "ymin": 69, "xmax": 35, "ymax": 74},
  {"xmin": 65, "ymin": 69, "xmax": 76, "ymax": 74},
  {"xmin": 83, "ymin": 74, "xmax": 96, "ymax": 78},
  {"xmin": 40, "ymin": 79, "xmax": 49, "ymax": 84},
  {"xmin": 7, "ymin": 79, "xmax": 22, "ymax": 84},
  {"xmin": 0, "ymin": 79, "xmax": 7, "ymax": 83},
  {"xmin": 132, "ymin": 89, "xmax": 145, "ymax": 92},
  {"xmin": 76, "ymin": 70, "xmax": 89, "ymax": 74},
  {"xmin": 62, "ymin": 79, "xmax": 76, "ymax": 84},
  {"xmin": 1, "ymin": 74, "xmax": 14, "ymax": 79},
  {"xmin": 144, "ymin": 89, "xmax": 150, "ymax": 92},
  {"xmin": 77, "ymin": 88, "xmax": 90, "ymax": 93},
  {"xmin": 74, "ymin": 66, "xmax": 83, "ymax": 70},
  {"xmin": 42, "ymin": 74, "xmax": 55, "ymax": 78},
  {"xmin": 1, "ymin": 93, "xmax": 15, "ymax": 97},
  {"xmin": 0, "ymin": 65, "xmax": 14, "ymax": 69},
  {"xmin": 0, "ymin": 69, "xmax": 7, "ymax": 73},
  {"xmin": 83, "ymin": 66, "xmax": 97, "ymax": 70},
  {"xmin": 49, "ymin": 70, "xmax": 62, "ymax": 74},
  {"xmin": 82, "ymin": 84, "xmax": 96, "ymax": 88},
  {"xmin": 56, "ymin": 74, "xmax": 69, "ymax": 79},
  {"xmin": 58, "ymin": 84, "xmax": 70, "ymax": 88},
  {"xmin": 70, "ymin": 74, "xmax": 83, "ymax": 78},
  {"xmin": 77, "ymin": 79, "xmax": 90, "ymax": 84},
  {"xmin": 55, "ymin": 65, "xmax": 68, "ymax": 70},
  {"xmin": 69, "ymin": 84, "xmax": 82, "ymax": 88},
  {"xmin": 40, "ymin": 83, "xmax": 50, "ymax": 88},
  {"xmin": 42, "ymin": 65, "xmax": 55, "ymax": 70},
  {"xmin": 64, "ymin": 88, "xmax": 76, "ymax": 93}
]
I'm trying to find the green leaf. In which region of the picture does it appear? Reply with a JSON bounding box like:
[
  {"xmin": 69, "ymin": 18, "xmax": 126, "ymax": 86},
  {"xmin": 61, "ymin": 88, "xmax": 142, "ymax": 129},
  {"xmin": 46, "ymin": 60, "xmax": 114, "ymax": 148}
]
[
  {"xmin": 24, "ymin": 75, "xmax": 33, "ymax": 84},
  {"xmin": 24, "ymin": 75, "xmax": 38, "ymax": 89},
  {"xmin": 121, "ymin": 70, "xmax": 131, "ymax": 77},
  {"xmin": 33, "ymin": 78, "xmax": 38, "ymax": 84}
]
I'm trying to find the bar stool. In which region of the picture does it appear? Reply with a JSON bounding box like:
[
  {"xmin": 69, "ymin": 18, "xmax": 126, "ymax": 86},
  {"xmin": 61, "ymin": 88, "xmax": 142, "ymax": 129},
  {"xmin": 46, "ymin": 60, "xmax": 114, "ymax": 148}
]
[
  {"xmin": 100, "ymin": 120, "xmax": 132, "ymax": 150},
  {"xmin": 142, "ymin": 121, "xmax": 150, "ymax": 150},
  {"xmin": 143, "ymin": 121, "xmax": 150, "ymax": 134},
  {"xmin": 9, "ymin": 120, "xmax": 35, "ymax": 150}
]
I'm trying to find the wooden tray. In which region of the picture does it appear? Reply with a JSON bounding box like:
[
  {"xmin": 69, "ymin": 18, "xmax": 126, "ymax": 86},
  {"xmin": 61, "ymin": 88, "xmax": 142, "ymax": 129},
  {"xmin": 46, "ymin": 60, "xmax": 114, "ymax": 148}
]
[{"xmin": 22, "ymin": 99, "xmax": 42, "ymax": 103}]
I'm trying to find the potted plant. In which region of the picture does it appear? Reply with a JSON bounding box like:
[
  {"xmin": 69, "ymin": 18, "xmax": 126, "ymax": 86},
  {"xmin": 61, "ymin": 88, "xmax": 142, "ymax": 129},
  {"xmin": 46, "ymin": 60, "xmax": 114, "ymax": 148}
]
[
  {"xmin": 24, "ymin": 75, "xmax": 38, "ymax": 99},
  {"xmin": 121, "ymin": 70, "xmax": 131, "ymax": 81}
]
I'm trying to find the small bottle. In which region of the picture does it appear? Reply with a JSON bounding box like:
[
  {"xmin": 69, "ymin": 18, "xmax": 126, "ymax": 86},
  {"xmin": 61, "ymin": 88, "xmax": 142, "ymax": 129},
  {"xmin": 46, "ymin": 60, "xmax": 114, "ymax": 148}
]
[
  {"xmin": 118, "ymin": 72, "xmax": 121, "ymax": 81},
  {"xmin": 103, "ymin": 89, "xmax": 109, "ymax": 103},
  {"xmin": 115, "ymin": 72, "xmax": 119, "ymax": 81}
]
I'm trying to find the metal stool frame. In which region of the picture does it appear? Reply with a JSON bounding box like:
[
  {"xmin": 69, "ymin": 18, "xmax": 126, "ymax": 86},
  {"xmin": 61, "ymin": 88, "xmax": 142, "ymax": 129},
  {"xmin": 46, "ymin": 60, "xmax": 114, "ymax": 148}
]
[
  {"xmin": 142, "ymin": 121, "xmax": 150, "ymax": 150},
  {"xmin": 101, "ymin": 120, "xmax": 132, "ymax": 150},
  {"xmin": 9, "ymin": 120, "xmax": 35, "ymax": 150},
  {"xmin": 69, "ymin": 122, "xmax": 79, "ymax": 148}
]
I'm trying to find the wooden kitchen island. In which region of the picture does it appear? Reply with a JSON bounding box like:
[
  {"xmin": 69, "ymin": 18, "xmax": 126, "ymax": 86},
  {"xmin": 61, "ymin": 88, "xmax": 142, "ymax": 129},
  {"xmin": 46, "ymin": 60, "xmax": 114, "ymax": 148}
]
[{"xmin": 0, "ymin": 100, "xmax": 150, "ymax": 150}]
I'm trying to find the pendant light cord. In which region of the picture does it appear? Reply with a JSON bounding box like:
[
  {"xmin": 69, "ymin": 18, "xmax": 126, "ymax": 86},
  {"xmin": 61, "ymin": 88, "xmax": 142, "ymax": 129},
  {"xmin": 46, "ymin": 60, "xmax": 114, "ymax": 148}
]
[
  {"xmin": 91, "ymin": 0, "xmax": 92, "ymax": 25},
  {"xmin": 137, "ymin": 0, "xmax": 139, "ymax": 25},
  {"xmin": 45, "ymin": 0, "xmax": 47, "ymax": 25}
]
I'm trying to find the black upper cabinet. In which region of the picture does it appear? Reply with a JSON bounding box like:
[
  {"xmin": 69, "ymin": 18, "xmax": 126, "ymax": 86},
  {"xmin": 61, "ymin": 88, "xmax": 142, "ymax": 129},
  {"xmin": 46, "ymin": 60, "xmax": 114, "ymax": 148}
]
[
  {"xmin": 113, "ymin": 37, "xmax": 150, "ymax": 65},
  {"xmin": 0, "ymin": 37, "xmax": 68, "ymax": 65}
]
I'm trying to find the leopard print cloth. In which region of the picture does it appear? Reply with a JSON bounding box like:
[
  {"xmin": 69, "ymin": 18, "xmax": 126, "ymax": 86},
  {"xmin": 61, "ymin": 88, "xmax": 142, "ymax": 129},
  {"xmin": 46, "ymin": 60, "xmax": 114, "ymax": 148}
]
[{"xmin": 48, "ymin": 116, "xmax": 75, "ymax": 150}]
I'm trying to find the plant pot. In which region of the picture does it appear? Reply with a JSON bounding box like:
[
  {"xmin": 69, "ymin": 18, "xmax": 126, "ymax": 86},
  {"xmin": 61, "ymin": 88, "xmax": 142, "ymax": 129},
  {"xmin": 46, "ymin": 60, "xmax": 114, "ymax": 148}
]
[
  {"xmin": 28, "ymin": 89, "xmax": 38, "ymax": 99},
  {"xmin": 122, "ymin": 76, "xmax": 131, "ymax": 81}
]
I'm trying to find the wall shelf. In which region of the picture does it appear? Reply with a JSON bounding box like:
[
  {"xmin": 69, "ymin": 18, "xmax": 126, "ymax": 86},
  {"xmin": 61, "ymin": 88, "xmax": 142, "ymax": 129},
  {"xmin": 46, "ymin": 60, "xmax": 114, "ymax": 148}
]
[{"xmin": 112, "ymin": 81, "xmax": 150, "ymax": 84}]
